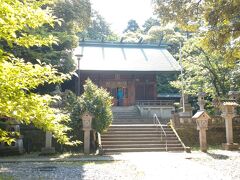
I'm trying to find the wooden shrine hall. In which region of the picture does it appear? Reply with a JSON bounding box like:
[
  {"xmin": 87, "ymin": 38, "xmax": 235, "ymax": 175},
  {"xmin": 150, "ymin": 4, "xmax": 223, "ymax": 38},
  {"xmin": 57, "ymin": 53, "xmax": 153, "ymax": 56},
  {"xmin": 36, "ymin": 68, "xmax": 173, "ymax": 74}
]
[{"xmin": 73, "ymin": 41, "xmax": 181, "ymax": 106}]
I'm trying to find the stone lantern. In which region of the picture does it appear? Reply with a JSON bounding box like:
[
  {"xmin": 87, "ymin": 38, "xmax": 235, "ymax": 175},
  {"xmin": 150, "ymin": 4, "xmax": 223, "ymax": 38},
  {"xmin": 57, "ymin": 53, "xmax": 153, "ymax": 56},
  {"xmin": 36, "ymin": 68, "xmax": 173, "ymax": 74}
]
[
  {"xmin": 221, "ymin": 101, "xmax": 239, "ymax": 150},
  {"xmin": 197, "ymin": 91, "xmax": 206, "ymax": 111},
  {"xmin": 81, "ymin": 112, "xmax": 94, "ymax": 154},
  {"xmin": 192, "ymin": 111, "xmax": 210, "ymax": 152}
]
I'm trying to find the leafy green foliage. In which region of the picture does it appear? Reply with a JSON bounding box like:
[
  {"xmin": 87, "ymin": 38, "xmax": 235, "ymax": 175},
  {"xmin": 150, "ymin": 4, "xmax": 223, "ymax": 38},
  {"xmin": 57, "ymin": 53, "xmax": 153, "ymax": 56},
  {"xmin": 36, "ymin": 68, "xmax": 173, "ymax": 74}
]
[
  {"xmin": 157, "ymin": 73, "xmax": 179, "ymax": 94},
  {"xmin": 1, "ymin": 0, "xmax": 91, "ymax": 75},
  {"xmin": 0, "ymin": 0, "xmax": 84, "ymax": 145},
  {"xmin": 171, "ymin": 37, "xmax": 240, "ymax": 98},
  {"xmin": 123, "ymin": 19, "xmax": 140, "ymax": 33},
  {"xmin": 0, "ymin": 0, "xmax": 59, "ymax": 48},
  {"xmin": 145, "ymin": 24, "xmax": 185, "ymax": 55},
  {"xmin": 80, "ymin": 79, "xmax": 113, "ymax": 133},
  {"xmin": 61, "ymin": 90, "xmax": 78, "ymax": 112},
  {"xmin": 70, "ymin": 79, "xmax": 113, "ymax": 136},
  {"xmin": 153, "ymin": 0, "xmax": 240, "ymax": 63},
  {"xmin": 54, "ymin": 0, "xmax": 91, "ymax": 33},
  {"xmin": 79, "ymin": 10, "xmax": 118, "ymax": 41},
  {"xmin": 142, "ymin": 17, "xmax": 160, "ymax": 33},
  {"xmin": 121, "ymin": 31, "xmax": 144, "ymax": 43},
  {"xmin": 69, "ymin": 99, "xmax": 83, "ymax": 141}
]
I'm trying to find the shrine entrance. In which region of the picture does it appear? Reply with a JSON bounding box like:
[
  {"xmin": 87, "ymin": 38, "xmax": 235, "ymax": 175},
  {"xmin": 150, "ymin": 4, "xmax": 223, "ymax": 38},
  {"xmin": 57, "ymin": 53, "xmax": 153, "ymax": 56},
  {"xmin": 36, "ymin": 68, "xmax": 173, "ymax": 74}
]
[
  {"xmin": 116, "ymin": 87, "xmax": 123, "ymax": 106},
  {"xmin": 106, "ymin": 81, "xmax": 128, "ymax": 106}
]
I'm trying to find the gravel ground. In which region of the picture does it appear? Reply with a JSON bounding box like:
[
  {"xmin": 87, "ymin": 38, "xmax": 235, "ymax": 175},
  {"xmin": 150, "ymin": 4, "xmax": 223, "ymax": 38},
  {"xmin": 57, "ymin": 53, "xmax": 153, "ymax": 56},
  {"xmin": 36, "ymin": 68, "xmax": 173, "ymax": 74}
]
[
  {"xmin": 0, "ymin": 150, "xmax": 240, "ymax": 180},
  {"xmin": 0, "ymin": 161, "xmax": 143, "ymax": 180}
]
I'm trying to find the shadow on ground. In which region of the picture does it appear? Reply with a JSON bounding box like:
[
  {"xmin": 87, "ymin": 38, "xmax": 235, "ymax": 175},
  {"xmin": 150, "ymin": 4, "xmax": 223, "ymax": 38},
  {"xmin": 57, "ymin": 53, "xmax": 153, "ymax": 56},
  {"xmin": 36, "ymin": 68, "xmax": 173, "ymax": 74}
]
[{"xmin": 206, "ymin": 152, "xmax": 229, "ymax": 160}]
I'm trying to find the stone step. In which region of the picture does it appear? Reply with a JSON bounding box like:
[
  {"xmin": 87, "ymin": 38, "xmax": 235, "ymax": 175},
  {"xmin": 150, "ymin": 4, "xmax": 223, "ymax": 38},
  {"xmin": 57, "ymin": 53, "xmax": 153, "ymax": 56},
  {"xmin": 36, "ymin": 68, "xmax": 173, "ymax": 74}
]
[
  {"xmin": 101, "ymin": 140, "xmax": 180, "ymax": 145},
  {"xmin": 112, "ymin": 122, "xmax": 153, "ymax": 124},
  {"xmin": 101, "ymin": 122, "xmax": 184, "ymax": 154},
  {"xmin": 108, "ymin": 127, "xmax": 172, "ymax": 131},
  {"xmin": 101, "ymin": 137, "xmax": 179, "ymax": 142},
  {"xmin": 104, "ymin": 130, "xmax": 175, "ymax": 134},
  {"xmin": 113, "ymin": 119, "xmax": 150, "ymax": 121},
  {"xmin": 101, "ymin": 134, "xmax": 177, "ymax": 139},
  {"xmin": 109, "ymin": 124, "xmax": 169, "ymax": 127},
  {"xmin": 102, "ymin": 143, "xmax": 183, "ymax": 148},
  {"xmin": 113, "ymin": 116, "xmax": 140, "ymax": 119},
  {"xmin": 112, "ymin": 122, "xmax": 153, "ymax": 125},
  {"xmin": 106, "ymin": 128, "xmax": 173, "ymax": 132},
  {"xmin": 113, "ymin": 115, "xmax": 140, "ymax": 118},
  {"xmin": 103, "ymin": 147, "xmax": 185, "ymax": 153},
  {"xmin": 113, "ymin": 118, "xmax": 142, "ymax": 120}
]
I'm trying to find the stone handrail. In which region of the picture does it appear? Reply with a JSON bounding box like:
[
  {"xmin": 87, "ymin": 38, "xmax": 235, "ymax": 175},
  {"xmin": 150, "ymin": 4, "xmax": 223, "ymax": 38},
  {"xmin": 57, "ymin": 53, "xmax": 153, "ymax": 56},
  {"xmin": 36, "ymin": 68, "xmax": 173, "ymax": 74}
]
[{"xmin": 136, "ymin": 100, "xmax": 174, "ymax": 106}]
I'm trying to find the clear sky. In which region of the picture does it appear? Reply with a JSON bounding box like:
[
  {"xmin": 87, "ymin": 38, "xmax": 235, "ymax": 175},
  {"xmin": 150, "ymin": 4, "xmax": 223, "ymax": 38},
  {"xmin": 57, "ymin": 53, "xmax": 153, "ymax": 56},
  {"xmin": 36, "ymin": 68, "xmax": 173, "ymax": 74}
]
[{"xmin": 90, "ymin": 0, "xmax": 154, "ymax": 34}]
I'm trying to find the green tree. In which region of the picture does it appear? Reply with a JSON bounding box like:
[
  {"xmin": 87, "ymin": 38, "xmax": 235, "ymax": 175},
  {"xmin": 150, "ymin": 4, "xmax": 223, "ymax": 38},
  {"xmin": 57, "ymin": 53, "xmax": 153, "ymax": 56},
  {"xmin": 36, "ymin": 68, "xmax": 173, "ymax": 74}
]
[
  {"xmin": 124, "ymin": 19, "xmax": 140, "ymax": 33},
  {"xmin": 70, "ymin": 79, "xmax": 113, "ymax": 137},
  {"xmin": 121, "ymin": 31, "xmax": 144, "ymax": 43},
  {"xmin": 80, "ymin": 79, "xmax": 113, "ymax": 133},
  {"xmin": 142, "ymin": 17, "xmax": 160, "ymax": 33},
  {"xmin": 145, "ymin": 24, "xmax": 185, "ymax": 55},
  {"xmin": 79, "ymin": 10, "xmax": 118, "ymax": 41},
  {"xmin": 157, "ymin": 73, "xmax": 179, "ymax": 94},
  {"xmin": 171, "ymin": 37, "xmax": 239, "ymax": 98},
  {"xmin": 0, "ymin": 0, "xmax": 79, "ymax": 145},
  {"xmin": 1, "ymin": 0, "xmax": 91, "ymax": 74},
  {"xmin": 153, "ymin": 0, "xmax": 240, "ymax": 63}
]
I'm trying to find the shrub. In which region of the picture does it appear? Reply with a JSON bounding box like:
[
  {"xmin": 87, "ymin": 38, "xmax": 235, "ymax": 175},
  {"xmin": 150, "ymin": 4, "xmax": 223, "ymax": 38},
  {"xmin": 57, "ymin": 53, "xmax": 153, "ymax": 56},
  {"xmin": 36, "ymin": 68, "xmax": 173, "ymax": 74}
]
[
  {"xmin": 69, "ymin": 79, "xmax": 113, "ymax": 138},
  {"xmin": 79, "ymin": 79, "xmax": 113, "ymax": 133}
]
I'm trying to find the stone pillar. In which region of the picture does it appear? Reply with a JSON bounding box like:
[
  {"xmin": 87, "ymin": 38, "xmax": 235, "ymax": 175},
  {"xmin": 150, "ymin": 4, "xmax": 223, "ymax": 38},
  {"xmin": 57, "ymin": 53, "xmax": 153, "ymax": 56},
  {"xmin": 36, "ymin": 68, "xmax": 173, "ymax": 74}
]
[
  {"xmin": 41, "ymin": 131, "xmax": 55, "ymax": 154},
  {"xmin": 84, "ymin": 130, "xmax": 91, "ymax": 153},
  {"xmin": 81, "ymin": 112, "xmax": 93, "ymax": 154},
  {"xmin": 179, "ymin": 94, "xmax": 193, "ymax": 123},
  {"xmin": 45, "ymin": 132, "xmax": 53, "ymax": 148},
  {"xmin": 221, "ymin": 101, "xmax": 239, "ymax": 150},
  {"xmin": 199, "ymin": 126, "xmax": 207, "ymax": 152},
  {"xmin": 193, "ymin": 111, "xmax": 210, "ymax": 152}
]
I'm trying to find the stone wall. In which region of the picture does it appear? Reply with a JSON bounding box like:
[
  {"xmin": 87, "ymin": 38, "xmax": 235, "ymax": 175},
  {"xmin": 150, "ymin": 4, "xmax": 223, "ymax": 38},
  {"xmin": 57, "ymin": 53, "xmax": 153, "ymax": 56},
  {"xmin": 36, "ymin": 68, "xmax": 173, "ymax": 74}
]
[
  {"xmin": 21, "ymin": 125, "xmax": 96, "ymax": 153},
  {"xmin": 175, "ymin": 124, "xmax": 240, "ymax": 147}
]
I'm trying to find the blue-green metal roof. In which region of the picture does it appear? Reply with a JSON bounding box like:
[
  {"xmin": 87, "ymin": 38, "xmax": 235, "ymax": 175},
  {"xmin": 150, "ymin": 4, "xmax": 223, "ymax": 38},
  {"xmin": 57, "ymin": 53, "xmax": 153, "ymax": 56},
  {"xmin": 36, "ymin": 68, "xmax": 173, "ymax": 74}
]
[{"xmin": 73, "ymin": 42, "xmax": 181, "ymax": 72}]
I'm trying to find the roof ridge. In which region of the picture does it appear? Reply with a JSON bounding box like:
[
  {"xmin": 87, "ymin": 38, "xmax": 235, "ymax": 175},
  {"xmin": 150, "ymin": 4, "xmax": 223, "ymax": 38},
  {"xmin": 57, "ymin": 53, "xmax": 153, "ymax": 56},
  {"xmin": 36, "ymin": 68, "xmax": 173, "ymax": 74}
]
[{"xmin": 79, "ymin": 41, "xmax": 169, "ymax": 49}]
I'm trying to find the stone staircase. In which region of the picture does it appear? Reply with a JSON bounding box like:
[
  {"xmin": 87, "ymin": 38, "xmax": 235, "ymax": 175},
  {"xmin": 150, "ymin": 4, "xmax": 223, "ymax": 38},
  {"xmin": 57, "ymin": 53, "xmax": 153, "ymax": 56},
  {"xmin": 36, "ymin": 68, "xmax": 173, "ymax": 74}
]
[
  {"xmin": 111, "ymin": 106, "xmax": 151, "ymax": 124},
  {"xmin": 101, "ymin": 106, "xmax": 185, "ymax": 154}
]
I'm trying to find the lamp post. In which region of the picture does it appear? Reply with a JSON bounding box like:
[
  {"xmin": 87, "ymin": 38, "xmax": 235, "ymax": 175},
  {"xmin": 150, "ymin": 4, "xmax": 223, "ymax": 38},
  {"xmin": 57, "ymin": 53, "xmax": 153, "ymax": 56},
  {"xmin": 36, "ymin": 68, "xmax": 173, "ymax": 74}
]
[
  {"xmin": 75, "ymin": 54, "xmax": 83, "ymax": 96},
  {"xmin": 179, "ymin": 42, "xmax": 185, "ymax": 112}
]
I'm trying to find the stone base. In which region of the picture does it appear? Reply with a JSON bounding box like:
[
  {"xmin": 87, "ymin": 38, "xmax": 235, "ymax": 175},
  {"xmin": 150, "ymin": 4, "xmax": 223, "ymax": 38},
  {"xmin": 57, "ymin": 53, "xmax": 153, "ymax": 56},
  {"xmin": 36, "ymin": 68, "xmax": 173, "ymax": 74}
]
[
  {"xmin": 185, "ymin": 146, "xmax": 191, "ymax": 153},
  {"xmin": 179, "ymin": 112, "xmax": 193, "ymax": 123},
  {"xmin": 40, "ymin": 147, "xmax": 55, "ymax": 155},
  {"xmin": 222, "ymin": 143, "xmax": 239, "ymax": 151}
]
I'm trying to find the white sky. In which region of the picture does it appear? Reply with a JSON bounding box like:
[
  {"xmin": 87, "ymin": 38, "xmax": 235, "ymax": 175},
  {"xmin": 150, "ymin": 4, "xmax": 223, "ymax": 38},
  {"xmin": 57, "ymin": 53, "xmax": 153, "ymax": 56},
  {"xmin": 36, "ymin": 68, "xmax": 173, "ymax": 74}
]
[{"xmin": 90, "ymin": 0, "xmax": 154, "ymax": 34}]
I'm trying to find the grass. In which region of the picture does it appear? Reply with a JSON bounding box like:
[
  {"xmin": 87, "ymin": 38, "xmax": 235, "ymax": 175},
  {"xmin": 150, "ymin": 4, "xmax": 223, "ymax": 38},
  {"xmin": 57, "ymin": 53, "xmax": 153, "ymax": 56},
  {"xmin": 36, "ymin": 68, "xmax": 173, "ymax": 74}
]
[
  {"xmin": 190, "ymin": 145, "xmax": 222, "ymax": 151},
  {"xmin": 0, "ymin": 174, "xmax": 14, "ymax": 180}
]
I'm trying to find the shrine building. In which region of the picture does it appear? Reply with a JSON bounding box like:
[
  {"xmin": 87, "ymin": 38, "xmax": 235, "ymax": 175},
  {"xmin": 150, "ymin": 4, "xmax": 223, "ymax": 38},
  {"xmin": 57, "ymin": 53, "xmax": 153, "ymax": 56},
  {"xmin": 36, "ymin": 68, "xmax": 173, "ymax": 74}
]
[{"xmin": 73, "ymin": 41, "xmax": 181, "ymax": 106}]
